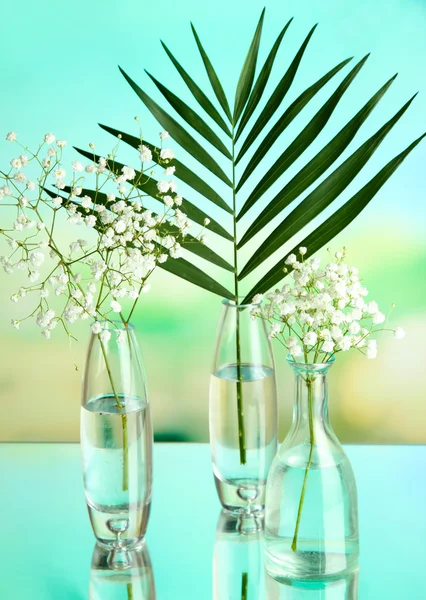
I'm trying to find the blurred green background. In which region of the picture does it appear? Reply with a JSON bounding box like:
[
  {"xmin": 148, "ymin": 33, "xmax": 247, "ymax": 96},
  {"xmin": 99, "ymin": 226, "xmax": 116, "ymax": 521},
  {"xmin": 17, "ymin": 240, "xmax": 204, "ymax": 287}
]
[{"xmin": 0, "ymin": 0, "xmax": 425, "ymax": 444}]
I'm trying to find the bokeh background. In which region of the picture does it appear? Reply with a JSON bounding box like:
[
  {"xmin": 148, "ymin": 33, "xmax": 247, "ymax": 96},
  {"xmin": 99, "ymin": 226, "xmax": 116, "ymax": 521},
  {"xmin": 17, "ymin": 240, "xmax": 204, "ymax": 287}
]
[{"xmin": 0, "ymin": 0, "xmax": 425, "ymax": 444}]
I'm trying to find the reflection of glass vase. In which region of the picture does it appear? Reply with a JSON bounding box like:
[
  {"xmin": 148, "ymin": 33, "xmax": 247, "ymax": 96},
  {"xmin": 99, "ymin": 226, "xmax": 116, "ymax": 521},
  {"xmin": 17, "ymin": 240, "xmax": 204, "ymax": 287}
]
[
  {"xmin": 210, "ymin": 299, "xmax": 278, "ymax": 514},
  {"xmin": 213, "ymin": 509, "xmax": 268, "ymax": 599},
  {"xmin": 81, "ymin": 322, "xmax": 153, "ymax": 550},
  {"xmin": 89, "ymin": 542, "xmax": 156, "ymax": 600},
  {"xmin": 266, "ymin": 568, "xmax": 359, "ymax": 600},
  {"xmin": 265, "ymin": 358, "xmax": 359, "ymax": 582}
]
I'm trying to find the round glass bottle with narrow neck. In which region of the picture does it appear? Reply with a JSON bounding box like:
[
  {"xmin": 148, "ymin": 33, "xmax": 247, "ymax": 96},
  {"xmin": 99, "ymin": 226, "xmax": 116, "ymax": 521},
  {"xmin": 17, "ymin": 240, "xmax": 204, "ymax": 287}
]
[
  {"xmin": 209, "ymin": 299, "xmax": 278, "ymax": 514},
  {"xmin": 265, "ymin": 357, "xmax": 359, "ymax": 582}
]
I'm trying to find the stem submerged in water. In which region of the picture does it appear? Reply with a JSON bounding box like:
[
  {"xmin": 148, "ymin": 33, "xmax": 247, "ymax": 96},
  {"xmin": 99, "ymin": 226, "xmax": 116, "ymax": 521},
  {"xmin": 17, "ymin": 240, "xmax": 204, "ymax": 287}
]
[
  {"xmin": 235, "ymin": 309, "xmax": 246, "ymax": 465},
  {"xmin": 291, "ymin": 377, "xmax": 314, "ymax": 552},
  {"xmin": 99, "ymin": 337, "xmax": 129, "ymax": 492},
  {"xmin": 127, "ymin": 582, "xmax": 134, "ymax": 600}
]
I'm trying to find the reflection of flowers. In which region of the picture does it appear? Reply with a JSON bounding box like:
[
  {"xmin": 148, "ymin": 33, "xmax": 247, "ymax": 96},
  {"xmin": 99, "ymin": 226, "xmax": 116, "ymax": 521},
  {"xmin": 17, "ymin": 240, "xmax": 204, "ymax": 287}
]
[{"xmin": 252, "ymin": 246, "xmax": 405, "ymax": 362}]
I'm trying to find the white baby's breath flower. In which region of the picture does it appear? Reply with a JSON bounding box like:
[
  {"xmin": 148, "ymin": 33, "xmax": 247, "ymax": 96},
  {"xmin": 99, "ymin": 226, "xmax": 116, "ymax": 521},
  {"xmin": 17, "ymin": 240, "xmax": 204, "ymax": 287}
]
[
  {"xmin": 6, "ymin": 131, "xmax": 17, "ymax": 142},
  {"xmin": 121, "ymin": 166, "xmax": 136, "ymax": 180},
  {"xmin": 85, "ymin": 215, "xmax": 96, "ymax": 228},
  {"xmin": 29, "ymin": 252, "xmax": 45, "ymax": 268},
  {"xmin": 81, "ymin": 196, "xmax": 92, "ymax": 209},
  {"xmin": 322, "ymin": 340, "xmax": 335, "ymax": 353},
  {"xmin": 139, "ymin": 145, "xmax": 152, "ymax": 163},
  {"xmin": 372, "ymin": 311, "xmax": 386, "ymax": 325},
  {"xmin": 394, "ymin": 327, "xmax": 405, "ymax": 340},
  {"xmin": 366, "ymin": 339, "xmax": 378, "ymax": 359},
  {"xmin": 160, "ymin": 131, "xmax": 170, "ymax": 140},
  {"xmin": 44, "ymin": 132, "xmax": 55, "ymax": 144},
  {"xmin": 269, "ymin": 323, "xmax": 281, "ymax": 339},
  {"xmin": 100, "ymin": 329, "xmax": 111, "ymax": 344},
  {"xmin": 160, "ymin": 148, "xmax": 174, "ymax": 161},
  {"xmin": 290, "ymin": 344, "xmax": 303, "ymax": 358},
  {"xmin": 72, "ymin": 161, "xmax": 84, "ymax": 172},
  {"xmin": 52, "ymin": 197, "xmax": 63, "ymax": 208},
  {"xmin": 303, "ymin": 332, "xmax": 318, "ymax": 346},
  {"xmin": 110, "ymin": 300, "xmax": 122, "ymax": 313},
  {"xmin": 299, "ymin": 247, "xmax": 307, "ymax": 256},
  {"xmin": 157, "ymin": 180, "xmax": 170, "ymax": 193}
]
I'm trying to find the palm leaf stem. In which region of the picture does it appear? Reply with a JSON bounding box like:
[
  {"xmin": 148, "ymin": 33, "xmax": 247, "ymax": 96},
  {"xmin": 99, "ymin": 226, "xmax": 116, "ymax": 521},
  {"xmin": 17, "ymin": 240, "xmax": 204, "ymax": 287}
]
[{"xmin": 232, "ymin": 128, "xmax": 247, "ymax": 465}]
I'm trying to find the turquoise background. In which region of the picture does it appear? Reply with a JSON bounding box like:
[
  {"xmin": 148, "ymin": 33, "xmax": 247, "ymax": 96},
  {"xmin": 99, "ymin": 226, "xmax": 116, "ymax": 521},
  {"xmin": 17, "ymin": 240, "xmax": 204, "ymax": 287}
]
[{"xmin": 0, "ymin": 0, "xmax": 425, "ymax": 443}]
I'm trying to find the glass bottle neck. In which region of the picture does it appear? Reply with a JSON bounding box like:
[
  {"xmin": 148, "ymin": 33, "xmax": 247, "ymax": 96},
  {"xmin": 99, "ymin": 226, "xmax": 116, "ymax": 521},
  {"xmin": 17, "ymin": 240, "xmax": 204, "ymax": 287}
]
[{"xmin": 292, "ymin": 369, "xmax": 331, "ymax": 435}]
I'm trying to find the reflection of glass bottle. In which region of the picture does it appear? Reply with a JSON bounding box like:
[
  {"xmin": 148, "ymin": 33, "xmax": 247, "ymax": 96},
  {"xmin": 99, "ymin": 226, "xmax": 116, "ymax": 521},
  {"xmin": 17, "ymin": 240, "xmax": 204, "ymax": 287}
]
[
  {"xmin": 266, "ymin": 568, "xmax": 359, "ymax": 600},
  {"xmin": 265, "ymin": 359, "xmax": 359, "ymax": 582},
  {"xmin": 213, "ymin": 510, "xmax": 272, "ymax": 599},
  {"xmin": 89, "ymin": 542, "xmax": 156, "ymax": 600}
]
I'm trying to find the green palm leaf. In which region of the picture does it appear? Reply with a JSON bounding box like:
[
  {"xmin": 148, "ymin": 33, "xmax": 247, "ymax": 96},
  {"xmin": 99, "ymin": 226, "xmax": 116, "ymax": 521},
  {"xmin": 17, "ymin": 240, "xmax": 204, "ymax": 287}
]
[
  {"xmin": 234, "ymin": 56, "xmax": 353, "ymax": 180},
  {"xmin": 236, "ymin": 24, "xmax": 318, "ymax": 162},
  {"xmin": 156, "ymin": 249, "xmax": 234, "ymax": 299},
  {"xmin": 238, "ymin": 73, "xmax": 397, "ymax": 248},
  {"xmin": 74, "ymin": 147, "xmax": 233, "ymax": 241},
  {"xmin": 99, "ymin": 124, "xmax": 232, "ymax": 214},
  {"xmin": 235, "ymin": 18, "xmax": 293, "ymax": 141},
  {"xmin": 145, "ymin": 71, "xmax": 232, "ymax": 159},
  {"xmin": 239, "ymin": 94, "xmax": 416, "ymax": 280},
  {"xmin": 233, "ymin": 8, "xmax": 265, "ymax": 123},
  {"xmin": 161, "ymin": 41, "xmax": 232, "ymax": 137},
  {"xmin": 119, "ymin": 66, "xmax": 232, "ymax": 187},
  {"xmin": 191, "ymin": 23, "xmax": 232, "ymax": 122},
  {"xmin": 241, "ymin": 132, "xmax": 426, "ymax": 303},
  {"xmin": 237, "ymin": 54, "xmax": 369, "ymax": 217}
]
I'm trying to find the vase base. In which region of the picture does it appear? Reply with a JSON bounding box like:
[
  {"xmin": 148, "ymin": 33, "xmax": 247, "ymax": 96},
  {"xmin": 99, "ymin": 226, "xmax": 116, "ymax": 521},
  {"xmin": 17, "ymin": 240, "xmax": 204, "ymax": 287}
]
[
  {"xmin": 265, "ymin": 540, "xmax": 359, "ymax": 583},
  {"xmin": 214, "ymin": 474, "xmax": 266, "ymax": 515}
]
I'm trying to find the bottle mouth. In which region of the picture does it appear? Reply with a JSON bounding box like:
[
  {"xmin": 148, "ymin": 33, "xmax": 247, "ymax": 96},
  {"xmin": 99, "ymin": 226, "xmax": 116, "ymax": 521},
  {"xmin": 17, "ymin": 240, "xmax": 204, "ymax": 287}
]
[
  {"xmin": 222, "ymin": 297, "xmax": 260, "ymax": 309},
  {"xmin": 99, "ymin": 320, "xmax": 135, "ymax": 331},
  {"xmin": 287, "ymin": 354, "xmax": 335, "ymax": 372}
]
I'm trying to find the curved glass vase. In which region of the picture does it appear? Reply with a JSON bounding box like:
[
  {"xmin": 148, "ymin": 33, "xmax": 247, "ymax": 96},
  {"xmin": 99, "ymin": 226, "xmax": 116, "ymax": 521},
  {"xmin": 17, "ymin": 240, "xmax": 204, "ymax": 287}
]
[
  {"xmin": 210, "ymin": 299, "xmax": 278, "ymax": 514},
  {"xmin": 265, "ymin": 357, "xmax": 359, "ymax": 582},
  {"xmin": 81, "ymin": 322, "xmax": 153, "ymax": 551}
]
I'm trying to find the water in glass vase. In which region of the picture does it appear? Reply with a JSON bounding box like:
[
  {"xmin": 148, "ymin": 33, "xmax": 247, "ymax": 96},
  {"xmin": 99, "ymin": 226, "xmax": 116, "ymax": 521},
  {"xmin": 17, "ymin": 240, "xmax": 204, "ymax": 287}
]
[
  {"xmin": 81, "ymin": 394, "xmax": 152, "ymax": 549},
  {"xmin": 265, "ymin": 444, "xmax": 359, "ymax": 582},
  {"xmin": 210, "ymin": 363, "xmax": 277, "ymax": 514}
]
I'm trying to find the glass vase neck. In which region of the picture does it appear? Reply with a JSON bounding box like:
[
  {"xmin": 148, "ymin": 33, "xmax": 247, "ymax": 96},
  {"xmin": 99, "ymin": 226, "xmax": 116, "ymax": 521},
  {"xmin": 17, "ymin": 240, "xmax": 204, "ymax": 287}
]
[
  {"xmin": 287, "ymin": 355, "xmax": 335, "ymax": 376},
  {"xmin": 222, "ymin": 298, "xmax": 260, "ymax": 311},
  {"xmin": 99, "ymin": 320, "xmax": 135, "ymax": 331},
  {"xmin": 287, "ymin": 356, "xmax": 334, "ymax": 434}
]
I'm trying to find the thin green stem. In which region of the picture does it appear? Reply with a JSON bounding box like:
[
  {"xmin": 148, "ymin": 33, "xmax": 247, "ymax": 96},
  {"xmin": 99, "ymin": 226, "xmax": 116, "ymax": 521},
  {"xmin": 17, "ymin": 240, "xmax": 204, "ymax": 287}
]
[
  {"xmin": 232, "ymin": 127, "xmax": 246, "ymax": 466},
  {"xmin": 99, "ymin": 338, "xmax": 129, "ymax": 493},
  {"xmin": 291, "ymin": 377, "xmax": 315, "ymax": 552},
  {"xmin": 127, "ymin": 583, "xmax": 134, "ymax": 600},
  {"xmin": 241, "ymin": 572, "xmax": 248, "ymax": 600}
]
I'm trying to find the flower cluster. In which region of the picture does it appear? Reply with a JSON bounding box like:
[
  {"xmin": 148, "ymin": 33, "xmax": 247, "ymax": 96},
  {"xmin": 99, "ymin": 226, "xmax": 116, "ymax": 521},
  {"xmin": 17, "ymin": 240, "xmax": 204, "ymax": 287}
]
[
  {"xmin": 0, "ymin": 129, "xmax": 203, "ymax": 341},
  {"xmin": 251, "ymin": 247, "xmax": 405, "ymax": 361}
]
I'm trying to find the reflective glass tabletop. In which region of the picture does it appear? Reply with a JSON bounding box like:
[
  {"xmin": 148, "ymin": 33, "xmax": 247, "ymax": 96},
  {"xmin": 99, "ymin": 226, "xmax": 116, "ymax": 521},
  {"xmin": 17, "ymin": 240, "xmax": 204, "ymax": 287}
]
[{"xmin": 1, "ymin": 443, "xmax": 425, "ymax": 599}]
